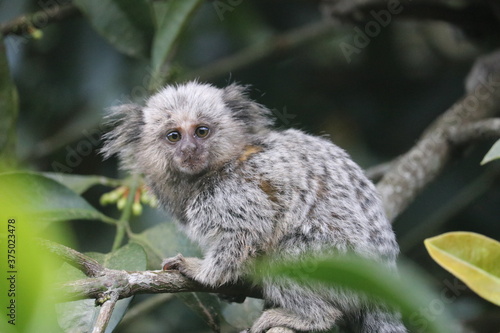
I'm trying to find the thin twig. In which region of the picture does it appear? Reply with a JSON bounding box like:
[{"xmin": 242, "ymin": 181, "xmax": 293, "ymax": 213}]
[
  {"xmin": 92, "ymin": 292, "xmax": 119, "ymax": 333},
  {"xmin": 118, "ymin": 294, "xmax": 174, "ymax": 327},
  {"xmin": 40, "ymin": 239, "xmax": 104, "ymax": 277},
  {"xmin": 182, "ymin": 21, "xmax": 336, "ymax": 81},
  {"xmin": 400, "ymin": 167, "xmax": 500, "ymax": 253},
  {"xmin": 0, "ymin": 3, "xmax": 80, "ymax": 37},
  {"xmin": 111, "ymin": 175, "xmax": 140, "ymax": 251}
]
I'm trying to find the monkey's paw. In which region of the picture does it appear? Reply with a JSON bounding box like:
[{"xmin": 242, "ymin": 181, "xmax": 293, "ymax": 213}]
[
  {"xmin": 239, "ymin": 329, "xmax": 294, "ymax": 333},
  {"xmin": 218, "ymin": 293, "xmax": 246, "ymax": 303},
  {"xmin": 161, "ymin": 254, "xmax": 202, "ymax": 280}
]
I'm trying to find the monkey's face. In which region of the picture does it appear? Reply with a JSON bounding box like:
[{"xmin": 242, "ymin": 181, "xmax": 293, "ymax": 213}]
[
  {"xmin": 139, "ymin": 84, "xmax": 248, "ymax": 177},
  {"xmin": 164, "ymin": 121, "xmax": 212, "ymax": 175}
]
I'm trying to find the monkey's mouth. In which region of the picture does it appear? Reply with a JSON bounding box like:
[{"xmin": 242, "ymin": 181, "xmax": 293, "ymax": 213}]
[
  {"xmin": 176, "ymin": 155, "xmax": 209, "ymax": 175},
  {"xmin": 182, "ymin": 157, "xmax": 200, "ymax": 167}
]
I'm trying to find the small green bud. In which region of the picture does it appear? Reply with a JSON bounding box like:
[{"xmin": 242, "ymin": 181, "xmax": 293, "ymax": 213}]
[
  {"xmin": 132, "ymin": 202, "xmax": 143, "ymax": 216},
  {"xmin": 31, "ymin": 29, "xmax": 43, "ymax": 39},
  {"xmin": 117, "ymin": 197, "xmax": 127, "ymax": 210},
  {"xmin": 99, "ymin": 193, "xmax": 111, "ymax": 206}
]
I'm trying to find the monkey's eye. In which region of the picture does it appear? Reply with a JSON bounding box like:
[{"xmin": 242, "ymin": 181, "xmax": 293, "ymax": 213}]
[
  {"xmin": 195, "ymin": 126, "xmax": 210, "ymax": 138},
  {"xmin": 166, "ymin": 131, "xmax": 181, "ymax": 142}
]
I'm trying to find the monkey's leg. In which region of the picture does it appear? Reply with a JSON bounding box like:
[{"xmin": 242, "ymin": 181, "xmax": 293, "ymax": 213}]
[
  {"xmin": 249, "ymin": 307, "xmax": 342, "ymax": 333},
  {"xmin": 266, "ymin": 328, "xmax": 295, "ymax": 333},
  {"xmin": 240, "ymin": 326, "xmax": 294, "ymax": 333},
  {"xmin": 357, "ymin": 309, "xmax": 407, "ymax": 333}
]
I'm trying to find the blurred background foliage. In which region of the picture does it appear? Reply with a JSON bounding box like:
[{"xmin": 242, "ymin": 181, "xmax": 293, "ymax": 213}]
[{"xmin": 1, "ymin": 0, "xmax": 499, "ymax": 332}]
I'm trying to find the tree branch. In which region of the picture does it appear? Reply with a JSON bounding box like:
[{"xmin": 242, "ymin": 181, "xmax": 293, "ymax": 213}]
[
  {"xmin": 365, "ymin": 160, "xmax": 395, "ymax": 182},
  {"xmin": 40, "ymin": 239, "xmax": 104, "ymax": 277},
  {"xmin": 92, "ymin": 292, "xmax": 119, "ymax": 333},
  {"xmin": 376, "ymin": 49, "xmax": 500, "ymax": 222},
  {"xmin": 0, "ymin": 3, "xmax": 80, "ymax": 37},
  {"xmin": 57, "ymin": 268, "xmax": 262, "ymax": 302},
  {"xmin": 449, "ymin": 118, "xmax": 500, "ymax": 145},
  {"xmin": 44, "ymin": 241, "xmax": 262, "ymax": 302},
  {"xmin": 366, "ymin": 118, "xmax": 500, "ymax": 181}
]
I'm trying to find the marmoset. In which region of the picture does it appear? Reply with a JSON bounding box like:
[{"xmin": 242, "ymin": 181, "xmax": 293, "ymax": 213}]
[{"xmin": 102, "ymin": 82, "xmax": 407, "ymax": 333}]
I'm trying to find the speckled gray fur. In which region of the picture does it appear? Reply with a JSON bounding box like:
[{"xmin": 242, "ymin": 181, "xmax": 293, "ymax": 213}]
[{"xmin": 102, "ymin": 82, "xmax": 407, "ymax": 333}]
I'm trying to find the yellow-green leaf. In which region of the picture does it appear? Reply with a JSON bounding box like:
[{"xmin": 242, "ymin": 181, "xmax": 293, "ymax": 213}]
[{"xmin": 424, "ymin": 232, "xmax": 500, "ymax": 305}]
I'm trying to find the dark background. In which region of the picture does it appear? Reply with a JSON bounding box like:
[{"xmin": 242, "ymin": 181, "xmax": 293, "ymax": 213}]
[{"xmin": 1, "ymin": 0, "xmax": 499, "ymax": 332}]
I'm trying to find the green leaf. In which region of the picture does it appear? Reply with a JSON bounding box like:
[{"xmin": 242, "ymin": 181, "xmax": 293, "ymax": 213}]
[
  {"xmin": 425, "ymin": 231, "xmax": 500, "ymax": 305},
  {"xmin": 0, "ymin": 172, "xmax": 116, "ymax": 228},
  {"xmin": 43, "ymin": 172, "xmax": 121, "ymax": 194},
  {"xmin": 132, "ymin": 222, "xmax": 200, "ymax": 268},
  {"xmin": 481, "ymin": 139, "xmax": 500, "ymax": 165},
  {"xmin": 176, "ymin": 292, "xmax": 221, "ymax": 333},
  {"xmin": 151, "ymin": 0, "xmax": 169, "ymax": 29},
  {"xmin": 57, "ymin": 243, "xmax": 147, "ymax": 333},
  {"xmin": 73, "ymin": 0, "xmax": 154, "ymax": 58},
  {"xmin": 0, "ymin": 39, "xmax": 19, "ymax": 171},
  {"xmin": 88, "ymin": 242, "xmax": 147, "ymax": 271},
  {"xmin": 222, "ymin": 298, "xmax": 263, "ymax": 330},
  {"xmin": 150, "ymin": 0, "xmax": 203, "ymax": 89},
  {"xmin": 258, "ymin": 255, "xmax": 457, "ymax": 333}
]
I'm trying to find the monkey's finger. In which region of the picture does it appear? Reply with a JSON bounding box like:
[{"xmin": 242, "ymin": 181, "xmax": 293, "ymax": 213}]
[{"xmin": 161, "ymin": 253, "xmax": 185, "ymax": 271}]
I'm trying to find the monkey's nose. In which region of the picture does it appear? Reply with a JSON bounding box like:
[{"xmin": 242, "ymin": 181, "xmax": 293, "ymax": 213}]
[{"xmin": 179, "ymin": 141, "xmax": 198, "ymax": 155}]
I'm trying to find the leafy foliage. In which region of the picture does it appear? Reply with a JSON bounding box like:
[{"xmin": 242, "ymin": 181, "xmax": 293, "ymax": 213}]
[
  {"xmin": 0, "ymin": 172, "xmax": 117, "ymax": 228},
  {"xmin": 42, "ymin": 172, "xmax": 121, "ymax": 195}
]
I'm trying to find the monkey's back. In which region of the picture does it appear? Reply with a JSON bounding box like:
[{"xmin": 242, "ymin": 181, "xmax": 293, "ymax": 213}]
[{"xmin": 245, "ymin": 128, "xmax": 399, "ymax": 264}]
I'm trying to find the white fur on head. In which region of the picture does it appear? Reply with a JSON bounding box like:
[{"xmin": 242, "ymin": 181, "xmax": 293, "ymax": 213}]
[{"xmin": 102, "ymin": 81, "xmax": 274, "ymax": 178}]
